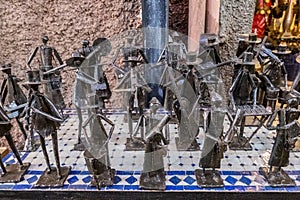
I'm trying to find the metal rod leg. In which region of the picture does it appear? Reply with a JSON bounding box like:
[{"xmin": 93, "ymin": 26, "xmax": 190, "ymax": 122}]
[
  {"xmin": 39, "ymin": 135, "xmax": 51, "ymax": 173},
  {"xmin": 16, "ymin": 117, "xmax": 27, "ymax": 140},
  {"xmin": 51, "ymin": 132, "xmax": 61, "ymax": 179},
  {"xmin": 5, "ymin": 133, "xmax": 23, "ymax": 165}
]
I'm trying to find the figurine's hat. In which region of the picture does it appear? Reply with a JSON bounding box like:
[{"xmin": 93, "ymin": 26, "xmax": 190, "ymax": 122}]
[
  {"xmin": 248, "ymin": 33, "xmax": 261, "ymax": 44},
  {"xmin": 272, "ymin": 44, "xmax": 291, "ymax": 55},
  {"xmin": 66, "ymin": 53, "xmax": 85, "ymax": 68},
  {"xmin": 186, "ymin": 52, "xmax": 202, "ymax": 65},
  {"xmin": 23, "ymin": 70, "xmax": 42, "ymax": 85},
  {"xmin": 0, "ymin": 63, "xmax": 12, "ymax": 71},
  {"xmin": 206, "ymin": 36, "xmax": 219, "ymax": 47},
  {"xmin": 238, "ymin": 33, "xmax": 249, "ymax": 42}
]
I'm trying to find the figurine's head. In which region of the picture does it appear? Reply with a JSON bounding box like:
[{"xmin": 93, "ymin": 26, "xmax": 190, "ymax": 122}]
[
  {"xmin": 0, "ymin": 63, "xmax": 12, "ymax": 74},
  {"xmin": 82, "ymin": 39, "xmax": 89, "ymax": 47},
  {"xmin": 248, "ymin": 33, "xmax": 261, "ymax": 44},
  {"xmin": 126, "ymin": 36, "xmax": 134, "ymax": 45},
  {"xmin": 42, "ymin": 35, "xmax": 49, "ymax": 44}
]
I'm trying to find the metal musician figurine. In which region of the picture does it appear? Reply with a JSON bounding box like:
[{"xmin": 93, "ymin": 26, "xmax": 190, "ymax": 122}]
[
  {"xmin": 114, "ymin": 36, "xmax": 151, "ymax": 151},
  {"xmin": 23, "ymin": 70, "xmax": 70, "ymax": 187},
  {"xmin": 0, "ymin": 105, "xmax": 30, "ymax": 183},
  {"xmin": 82, "ymin": 113, "xmax": 115, "ymax": 189},
  {"xmin": 229, "ymin": 52, "xmax": 272, "ymax": 150},
  {"xmin": 70, "ymin": 38, "xmax": 112, "ymax": 150},
  {"xmin": 195, "ymin": 91, "xmax": 227, "ymax": 187},
  {"xmin": 260, "ymin": 94, "xmax": 300, "ymax": 187},
  {"xmin": 0, "ymin": 63, "xmax": 27, "ymax": 141},
  {"xmin": 140, "ymin": 114, "xmax": 171, "ymax": 190},
  {"xmin": 27, "ymin": 35, "xmax": 66, "ymax": 115}
]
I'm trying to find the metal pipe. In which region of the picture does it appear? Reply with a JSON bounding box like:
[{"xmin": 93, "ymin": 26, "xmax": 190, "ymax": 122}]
[{"xmin": 142, "ymin": 0, "xmax": 169, "ymax": 104}]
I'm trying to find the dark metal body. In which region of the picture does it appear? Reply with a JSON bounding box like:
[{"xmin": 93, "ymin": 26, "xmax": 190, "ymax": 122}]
[
  {"xmin": 0, "ymin": 68, "xmax": 27, "ymax": 140},
  {"xmin": 24, "ymin": 85, "xmax": 69, "ymax": 187},
  {"xmin": 27, "ymin": 37, "xmax": 65, "ymax": 111},
  {"xmin": 0, "ymin": 105, "xmax": 30, "ymax": 183}
]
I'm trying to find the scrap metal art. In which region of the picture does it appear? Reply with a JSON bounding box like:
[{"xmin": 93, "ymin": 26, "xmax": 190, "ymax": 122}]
[
  {"xmin": 22, "ymin": 70, "xmax": 70, "ymax": 187},
  {"xmin": 72, "ymin": 38, "xmax": 112, "ymax": 151},
  {"xmin": 229, "ymin": 52, "xmax": 272, "ymax": 150},
  {"xmin": 260, "ymin": 93, "xmax": 300, "ymax": 186},
  {"xmin": 113, "ymin": 36, "xmax": 152, "ymax": 151},
  {"xmin": 140, "ymin": 100, "xmax": 171, "ymax": 190},
  {"xmin": 0, "ymin": 63, "xmax": 28, "ymax": 141},
  {"xmin": 0, "ymin": 105, "xmax": 30, "ymax": 183},
  {"xmin": 27, "ymin": 35, "xmax": 66, "ymax": 114},
  {"xmin": 82, "ymin": 113, "xmax": 115, "ymax": 189}
]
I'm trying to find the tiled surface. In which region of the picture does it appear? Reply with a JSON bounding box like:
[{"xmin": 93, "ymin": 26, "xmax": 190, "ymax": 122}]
[{"xmin": 0, "ymin": 109, "xmax": 300, "ymax": 192}]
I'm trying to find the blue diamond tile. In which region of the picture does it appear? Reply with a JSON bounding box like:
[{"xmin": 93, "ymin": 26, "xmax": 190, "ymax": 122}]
[
  {"xmin": 114, "ymin": 176, "xmax": 122, "ymax": 184},
  {"xmin": 225, "ymin": 176, "xmax": 238, "ymax": 185},
  {"xmin": 183, "ymin": 176, "xmax": 196, "ymax": 185},
  {"xmin": 67, "ymin": 176, "xmax": 79, "ymax": 184},
  {"xmin": 82, "ymin": 176, "xmax": 92, "ymax": 184},
  {"xmin": 239, "ymin": 176, "xmax": 251, "ymax": 186},
  {"xmin": 26, "ymin": 175, "xmax": 38, "ymax": 184},
  {"xmin": 296, "ymin": 176, "xmax": 300, "ymax": 181},
  {"xmin": 169, "ymin": 176, "xmax": 181, "ymax": 185},
  {"xmin": 125, "ymin": 176, "xmax": 137, "ymax": 185}
]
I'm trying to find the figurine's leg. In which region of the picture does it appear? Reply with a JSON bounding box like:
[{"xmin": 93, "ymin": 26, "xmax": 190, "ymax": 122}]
[
  {"xmin": 51, "ymin": 132, "xmax": 61, "ymax": 179},
  {"xmin": 39, "ymin": 135, "xmax": 51, "ymax": 173},
  {"xmin": 76, "ymin": 106, "xmax": 82, "ymax": 144},
  {"xmin": 239, "ymin": 116, "xmax": 246, "ymax": 139},
  {"xmin": 0, "ymin": 158, "xmax": 7, "ymax": 175},
  {"xmin": 16, "ymin": 117, "xmax": 27, "ymax": 140},
  {"xmin": 5, "ymin": 133, "xmax": 23, "ymax": 165}
]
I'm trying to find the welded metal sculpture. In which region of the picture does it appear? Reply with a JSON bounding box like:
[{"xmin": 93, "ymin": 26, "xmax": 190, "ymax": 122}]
[
  {"xmin": 0, "ymin": 105, "xmax": 30, "ymax": 183},
  {"xmin": 229, "ymin": 52, "xmax": 272, "ymax": 150},
  {"xmin": 260, "ymin": 94, "xmax": 300, "ymax": 187},
  {"xmin": 23, "ymin": 70, "xmax": 70, "ymax": 187},
  {"xmin": 140, "ymin": 106, "xmax": 170, "ymax": 190},
  {"xmin": 82, "ymin": 113, "xmax": 115, "ymax": 189},
  {"xmin": 114, "ymin": 37, "xmax": 152, "ymax": 151},
  {"xmin": 195, "ymin": 92, "xmax": 227, "ymax": 187},
  {"xmin": 71, "ymin": 38, "xmax": 112, "ymax": 151},
  {"xmin": 0, "ymin": 63, "xmax": 27, "ymax": 141},
  {"xmin": 27, "ymin": 35, "xmax": 66, "ymax": 113}
]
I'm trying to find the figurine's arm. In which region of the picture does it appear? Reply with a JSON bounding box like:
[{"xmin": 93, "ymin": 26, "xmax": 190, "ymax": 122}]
[
  {"xmin": 112, "ymin": 48, "xmax": 121, "ymax": 68},
  {"xmin": 138, "ymin": 49, "xmax": 149, "ymax": 63},
  {"xmin": 53, "ymin": 48, "xmax": 64, "ymax": 65},
  {"xmin": 229, "ymin": 70, "xmax": 243, "ymax": 111},
  {"xmin": 249, "ymin": 74, "xmax": 258, "ymax": 106},
  {"xmin": 0, "ymin": 79, "xmax": 8, "ymax": 105},
  {"xmin": 266, "ymin": 109, "xmax": 278, "ymax": 130},
  {"xmin": 157, "ymin": 45, "xmax": 167, "ymax": 63},
  {"xmin": 97, "ymin": 114, "xmax": 115, "ymax": 141},
  {"xmin": 27, "ymin": 47, "xmax": 39, "ymax": 67},
  {"xmin": 281, "ymin": 63, "xmax": 288, "ymax": 89}
]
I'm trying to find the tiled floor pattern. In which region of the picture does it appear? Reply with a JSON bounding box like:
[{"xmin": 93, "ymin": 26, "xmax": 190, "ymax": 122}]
[{"xmin": 1, "ymin": 109, "xmax": 300, "ymax": 192}]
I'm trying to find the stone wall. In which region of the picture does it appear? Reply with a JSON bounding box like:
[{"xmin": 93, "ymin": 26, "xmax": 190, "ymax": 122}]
[{"xmin": 218, "ymin": 0, "xmax": 256, "ymax": 94}]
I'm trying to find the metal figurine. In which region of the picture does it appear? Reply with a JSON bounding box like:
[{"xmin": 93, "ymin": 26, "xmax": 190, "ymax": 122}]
[
  {"xmin": 112, "ymin": 36, "xmax": 148, "ymax": 79},
  {"xmin": 195, "ymin": 92, "xmax": 227, "ymax": 188},
  {"xmin": 23, "ymin": 70, "xmax": 70, "ymax": 187},
  {"xmin": 158, "ymin": 32, "xmax": 187, "ymax": 69},
  {"xmin": 71, "ymin": 38, "xmax": 112, "ymax": 151},
  {"xmin": 199, "ymin": 34, "xmax": 221, "ymax": 64},
  {"xmin": 229, "ymin": 52, "xmax": 272, "ymax": 150},
  {"xmin": 0, "ymin": 63, "xmax": 28, "ymax": 141},
  {"xmin": 114, "ymin": 38, "xmax": 152, "ymax": 151},
  {"xmin": 140, "ymin": 114, "xmax": 171, "ymax": 190},
  {"xmin": 27, "ymin": 35, "xmax": 66, "ymax": 114},
  {"xmin": 260, "ymin": 94, "xmax": 300, "ymax": 187},
  {"xmin": 0, "ymin": 105, "xmax": 30, "ymax": 183},
  {"xmin": 82, "ymin": 113, "xmax": 115, "ymax": 189}
]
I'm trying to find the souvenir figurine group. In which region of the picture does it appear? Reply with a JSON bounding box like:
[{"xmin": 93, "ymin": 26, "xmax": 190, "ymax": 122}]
[{"xmin": 0, "ymin": 29, "xmax": 300, "ymax": 190}]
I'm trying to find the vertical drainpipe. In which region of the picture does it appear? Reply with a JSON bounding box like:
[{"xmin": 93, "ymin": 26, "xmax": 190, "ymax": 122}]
[
  {"xmin": 142, "ymin": 0, "xmax": 169, "ymax": 105},
  {"xmin": 188, "ymin": 0, "xmax": 206, "ymax": 52}
]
